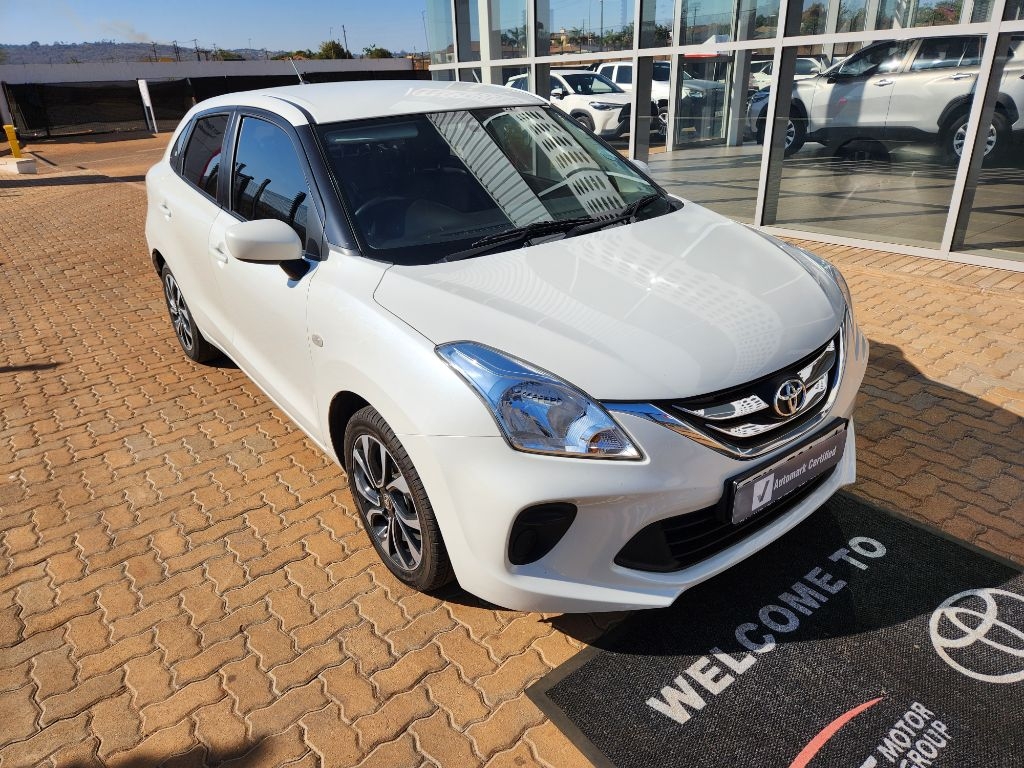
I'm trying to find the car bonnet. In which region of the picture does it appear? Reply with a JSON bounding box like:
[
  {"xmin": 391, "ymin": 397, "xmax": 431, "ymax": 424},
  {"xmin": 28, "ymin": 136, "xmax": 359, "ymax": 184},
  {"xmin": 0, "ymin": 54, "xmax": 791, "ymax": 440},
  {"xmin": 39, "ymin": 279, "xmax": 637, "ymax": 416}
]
[{"xmin": 374, "ymin": 204, "xmax": 842, "ymax": 401}]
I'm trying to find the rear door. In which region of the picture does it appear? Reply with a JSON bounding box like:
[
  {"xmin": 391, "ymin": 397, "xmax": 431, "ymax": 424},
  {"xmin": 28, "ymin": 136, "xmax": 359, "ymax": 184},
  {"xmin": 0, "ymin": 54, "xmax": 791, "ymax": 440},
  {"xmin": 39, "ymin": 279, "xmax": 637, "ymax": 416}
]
[
  {"xmin": 885, "ymin": 37, "xmax": 982, "ymax": 141},
  {"xmin": 207, "ymin": 112, "xmax": 325, "ymax": 434},
  {"xmin": 152, "ymin": 112, "xmax": 232, "ymax": 347}
]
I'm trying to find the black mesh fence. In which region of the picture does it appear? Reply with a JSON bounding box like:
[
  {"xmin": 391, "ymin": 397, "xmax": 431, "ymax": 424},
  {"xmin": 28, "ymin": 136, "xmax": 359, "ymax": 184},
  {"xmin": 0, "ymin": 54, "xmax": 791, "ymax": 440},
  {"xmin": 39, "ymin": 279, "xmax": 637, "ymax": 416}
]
[{"xmin": 3, "ymin": 69, "xmax": 431, "ymax": 139}]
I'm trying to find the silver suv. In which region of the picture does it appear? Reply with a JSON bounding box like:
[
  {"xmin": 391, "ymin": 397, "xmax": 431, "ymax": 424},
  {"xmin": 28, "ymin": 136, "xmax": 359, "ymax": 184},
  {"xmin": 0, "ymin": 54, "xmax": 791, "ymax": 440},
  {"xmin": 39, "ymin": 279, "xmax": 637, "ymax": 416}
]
[{"xmin": 751, "ymin": 36, "xmax": 1024, "ymax": 161}]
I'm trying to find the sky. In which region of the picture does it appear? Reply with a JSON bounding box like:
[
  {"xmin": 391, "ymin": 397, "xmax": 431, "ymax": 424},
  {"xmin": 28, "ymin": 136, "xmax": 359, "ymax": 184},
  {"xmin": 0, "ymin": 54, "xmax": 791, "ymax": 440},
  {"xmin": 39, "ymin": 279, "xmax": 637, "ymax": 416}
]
[{"xmin": 0, "ymin": 0, "xmax": 430, "ymax": 54}]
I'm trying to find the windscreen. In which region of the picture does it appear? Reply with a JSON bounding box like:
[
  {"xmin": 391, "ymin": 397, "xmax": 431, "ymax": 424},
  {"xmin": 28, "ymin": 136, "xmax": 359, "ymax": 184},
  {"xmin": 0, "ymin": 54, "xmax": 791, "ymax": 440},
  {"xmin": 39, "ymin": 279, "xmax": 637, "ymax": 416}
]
[{"xmin": 318, "ymin": 105, "xmax": 669, "ymax": 265}]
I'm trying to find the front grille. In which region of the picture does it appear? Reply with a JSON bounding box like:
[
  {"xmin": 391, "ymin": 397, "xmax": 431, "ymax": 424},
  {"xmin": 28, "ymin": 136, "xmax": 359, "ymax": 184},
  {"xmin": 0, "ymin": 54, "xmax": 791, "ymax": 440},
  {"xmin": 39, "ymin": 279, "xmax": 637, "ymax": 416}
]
[
  {"xmin": 659, "ymin": 332, "xmax": 841, "ymax": 456},
  {"xmin": 614, "ymin": 466, "xmax": 835, "ymax": 573}
]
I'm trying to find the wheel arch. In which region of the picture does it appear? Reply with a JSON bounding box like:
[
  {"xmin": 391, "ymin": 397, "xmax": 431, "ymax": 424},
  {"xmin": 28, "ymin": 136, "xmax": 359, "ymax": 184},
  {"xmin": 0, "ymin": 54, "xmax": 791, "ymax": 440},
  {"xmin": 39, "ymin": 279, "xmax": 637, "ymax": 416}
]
[
  {"xmin": 151, "ymin": 249, "xmax": 166, "ymax": 277},
  {"xmin": 327, "ymin": 390, "xmax": 372, "ymax": 462},
  {"xmin": 938, "ymin": 94, "xmax": 1015, "ymax": 134}
]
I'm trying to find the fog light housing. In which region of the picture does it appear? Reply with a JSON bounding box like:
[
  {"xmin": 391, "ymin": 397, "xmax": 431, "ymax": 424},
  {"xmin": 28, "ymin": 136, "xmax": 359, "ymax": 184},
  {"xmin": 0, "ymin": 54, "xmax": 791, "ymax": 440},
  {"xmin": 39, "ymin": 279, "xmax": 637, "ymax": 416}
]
[{"xmin": 508, "ymin": 503, "xmax": 577, "ymax": 565}]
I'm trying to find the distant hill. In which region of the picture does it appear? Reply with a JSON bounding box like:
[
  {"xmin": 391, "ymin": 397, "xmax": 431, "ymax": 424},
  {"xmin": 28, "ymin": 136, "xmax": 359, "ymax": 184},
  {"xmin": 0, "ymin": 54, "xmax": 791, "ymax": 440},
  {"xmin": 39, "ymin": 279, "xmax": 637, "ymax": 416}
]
[{"xmin": 0, "ymin": 41, "xmax": 285, "ymax": 65}]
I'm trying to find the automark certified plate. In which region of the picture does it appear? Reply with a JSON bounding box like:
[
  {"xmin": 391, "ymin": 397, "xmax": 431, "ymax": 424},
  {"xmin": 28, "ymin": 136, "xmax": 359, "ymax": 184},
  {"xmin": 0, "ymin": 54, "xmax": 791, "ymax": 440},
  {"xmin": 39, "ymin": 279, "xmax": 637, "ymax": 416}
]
[{"xmin": 730, "ymin": 423, "xmax": 847, "ymax": 525}]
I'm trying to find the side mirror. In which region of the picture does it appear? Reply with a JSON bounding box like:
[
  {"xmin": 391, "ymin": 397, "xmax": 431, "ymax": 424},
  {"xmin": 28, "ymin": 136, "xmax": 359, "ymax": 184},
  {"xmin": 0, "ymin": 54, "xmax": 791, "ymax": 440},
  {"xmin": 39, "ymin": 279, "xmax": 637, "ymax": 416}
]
[
  {"xmin": 550, "ymin": 87, "xmax": 566, "ymax": 100},
  {"xmin": 225, "ymin": 219, "xmax": 302, "ymax": 263},
  {"xmin": 630, "ymin": 158, "xmax": 650, "ymax": 174}
]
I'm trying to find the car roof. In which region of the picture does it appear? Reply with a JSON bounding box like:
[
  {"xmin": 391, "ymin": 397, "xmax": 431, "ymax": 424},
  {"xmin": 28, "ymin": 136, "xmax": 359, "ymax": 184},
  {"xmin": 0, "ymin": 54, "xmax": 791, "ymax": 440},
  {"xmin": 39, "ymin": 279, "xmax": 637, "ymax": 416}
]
[{"xmin": 193, "ymin": 80, "xmax": 545, "ymax": 126}]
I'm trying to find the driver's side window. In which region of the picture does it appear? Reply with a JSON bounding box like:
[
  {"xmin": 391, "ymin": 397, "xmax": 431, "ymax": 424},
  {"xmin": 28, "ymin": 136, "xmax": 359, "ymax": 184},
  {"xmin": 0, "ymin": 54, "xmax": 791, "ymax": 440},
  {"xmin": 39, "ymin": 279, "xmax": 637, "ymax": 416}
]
[
  {"xmin": 839, "ymin": 42, "xmax": 911, "ymax": 77},
  {"xmin": 231, "ymin": 117, "xmax": 311, "ymax": 245}
]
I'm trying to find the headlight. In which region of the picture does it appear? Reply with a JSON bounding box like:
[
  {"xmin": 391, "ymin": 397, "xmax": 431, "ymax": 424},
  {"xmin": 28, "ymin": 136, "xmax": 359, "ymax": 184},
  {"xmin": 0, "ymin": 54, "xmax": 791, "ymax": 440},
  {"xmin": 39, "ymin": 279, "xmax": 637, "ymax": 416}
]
[
  {"xmin": 588, "ymin": 101, "xmax": 622, "ymax": 111},
  {"xmin": 682, "ymin": 87, "xmax": 705, "ymax": 99},
  {"xmin": 751, "ymin": 89, "xmax": 770, "ymax": 102},
  {"xmin": 437, "ymin": 342, "xmax": 641, "ymax": 460}
]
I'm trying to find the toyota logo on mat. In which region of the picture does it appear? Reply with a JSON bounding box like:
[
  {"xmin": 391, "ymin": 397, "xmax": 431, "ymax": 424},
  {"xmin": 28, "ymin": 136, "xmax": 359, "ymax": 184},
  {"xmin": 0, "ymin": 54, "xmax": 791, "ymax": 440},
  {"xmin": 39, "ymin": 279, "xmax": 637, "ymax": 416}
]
[
  {"xmin": 773, "ymin": 379, "xmax": 806, "ymax": 417},
  {"xmin": 929, "ymin": 588, "xmax": 1024, "ymax": 683}
]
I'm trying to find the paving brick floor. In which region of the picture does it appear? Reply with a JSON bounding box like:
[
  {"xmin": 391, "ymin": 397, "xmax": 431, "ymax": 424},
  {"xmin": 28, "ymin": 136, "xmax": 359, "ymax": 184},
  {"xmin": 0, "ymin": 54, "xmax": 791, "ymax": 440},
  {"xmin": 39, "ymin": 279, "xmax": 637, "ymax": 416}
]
[{"xmin": 0, "ymin": 133, "xmax": 1021, "ymax": 767}]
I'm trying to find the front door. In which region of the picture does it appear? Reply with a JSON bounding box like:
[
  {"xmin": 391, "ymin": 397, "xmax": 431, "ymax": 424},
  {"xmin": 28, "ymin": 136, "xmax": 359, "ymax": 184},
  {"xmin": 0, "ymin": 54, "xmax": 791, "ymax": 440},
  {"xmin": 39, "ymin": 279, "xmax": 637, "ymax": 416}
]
[
  {"xmin": 209, "ymin": 115, "xmax": 322, "ymax": 435},
  {"xmin": 806, "ymin": 40, "xmax": 912, "ymax": 139}
]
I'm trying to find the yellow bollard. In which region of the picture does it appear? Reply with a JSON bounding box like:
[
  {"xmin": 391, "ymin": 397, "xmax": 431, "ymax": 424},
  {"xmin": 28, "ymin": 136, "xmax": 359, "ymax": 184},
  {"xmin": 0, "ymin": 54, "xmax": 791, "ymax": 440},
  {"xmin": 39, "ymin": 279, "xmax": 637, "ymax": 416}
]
[{"xmin": 4, "ymin": 125, "xmax": 23, "ymax": 158}]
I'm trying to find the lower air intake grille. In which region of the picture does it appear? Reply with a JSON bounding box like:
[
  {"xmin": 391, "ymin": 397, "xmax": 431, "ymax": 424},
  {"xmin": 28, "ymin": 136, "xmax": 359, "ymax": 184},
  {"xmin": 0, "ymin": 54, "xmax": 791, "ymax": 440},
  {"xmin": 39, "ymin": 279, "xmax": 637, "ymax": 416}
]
[{"xmin": 614, "ymin": 467, "xmax": 835, "ymax": 573}]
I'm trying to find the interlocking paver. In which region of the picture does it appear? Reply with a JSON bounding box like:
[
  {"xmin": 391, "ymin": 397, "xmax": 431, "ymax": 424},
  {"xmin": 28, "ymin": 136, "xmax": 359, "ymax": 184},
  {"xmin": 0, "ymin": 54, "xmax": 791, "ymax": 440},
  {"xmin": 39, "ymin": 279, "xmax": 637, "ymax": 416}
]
[{"xmin": 0, "ymin": 133, "xmax": 1020, "ymax": 768}]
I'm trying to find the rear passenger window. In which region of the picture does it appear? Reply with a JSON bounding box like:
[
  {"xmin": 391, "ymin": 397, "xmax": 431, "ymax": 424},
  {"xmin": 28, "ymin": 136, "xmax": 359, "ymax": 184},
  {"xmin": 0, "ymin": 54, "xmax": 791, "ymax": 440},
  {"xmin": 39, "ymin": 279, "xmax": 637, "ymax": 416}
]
[
  {"xmin": 231, "ymin": 117, "xmax": 311, "ymax": 245},
  {"xmin": 181, "ymin": 114, "xmax": 228, "ymax": 197},
  {"xmin": 615, "ymin": 65, "xmax": 633, "ymax": 84},
  {"xmin": 910, "ymin": 37, "xmax": 982, "ymax": 71}
]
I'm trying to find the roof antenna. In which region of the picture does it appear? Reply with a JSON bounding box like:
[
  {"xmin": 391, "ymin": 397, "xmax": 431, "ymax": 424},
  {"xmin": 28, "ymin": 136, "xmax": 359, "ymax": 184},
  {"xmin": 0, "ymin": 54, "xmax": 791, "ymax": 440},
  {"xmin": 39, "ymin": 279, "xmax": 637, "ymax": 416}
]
[{"xmin": 288, "ymin": 57, "xmax": 308, "ymax": 84}]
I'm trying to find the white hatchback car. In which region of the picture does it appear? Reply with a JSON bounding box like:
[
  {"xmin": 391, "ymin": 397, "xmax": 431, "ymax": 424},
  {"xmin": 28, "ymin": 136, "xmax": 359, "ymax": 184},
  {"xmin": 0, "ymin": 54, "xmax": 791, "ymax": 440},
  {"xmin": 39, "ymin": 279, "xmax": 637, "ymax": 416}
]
[{"xmin": 146, "ymin": 81, "xmax": 868, "ymax": 612}]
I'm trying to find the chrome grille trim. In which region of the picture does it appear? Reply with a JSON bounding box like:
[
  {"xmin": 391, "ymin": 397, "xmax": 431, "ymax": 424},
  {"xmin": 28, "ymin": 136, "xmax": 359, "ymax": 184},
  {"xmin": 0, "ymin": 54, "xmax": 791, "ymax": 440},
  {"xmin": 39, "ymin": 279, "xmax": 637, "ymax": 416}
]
[
  {"xmin": 677, "ymin": 394, "xmax": 769, "ymax": 421},
  {"xmin": 607, "ymin": 323, "xmax": 846, "ymax": 460}
]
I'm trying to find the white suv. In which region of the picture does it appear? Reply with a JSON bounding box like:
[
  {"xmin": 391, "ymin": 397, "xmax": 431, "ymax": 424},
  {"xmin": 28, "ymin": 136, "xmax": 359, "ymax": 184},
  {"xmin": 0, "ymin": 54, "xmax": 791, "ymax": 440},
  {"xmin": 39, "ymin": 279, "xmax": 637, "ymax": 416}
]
[
  {"xmin": 507, "ymin": 70, "xmax": 634, "ymax": 137},
  {"xmin": 751, "ymin": 36, "xmax": 1024, "ymax": 161},
  {"xmin": 146, "ymin": 80, "xmax": 867, "ymax": 612}
]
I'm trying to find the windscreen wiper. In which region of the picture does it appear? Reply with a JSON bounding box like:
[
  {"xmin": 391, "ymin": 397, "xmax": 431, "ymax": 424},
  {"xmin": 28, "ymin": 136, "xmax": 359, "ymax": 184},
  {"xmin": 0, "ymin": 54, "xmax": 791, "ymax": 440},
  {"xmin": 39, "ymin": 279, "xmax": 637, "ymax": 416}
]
[
  {"xmin": 563, "ymin": 193, "xmax": 668, "ymax": 239},
  {"xmin": 442, "ymin": 217, "xmax": 593, "ymax": 263}
]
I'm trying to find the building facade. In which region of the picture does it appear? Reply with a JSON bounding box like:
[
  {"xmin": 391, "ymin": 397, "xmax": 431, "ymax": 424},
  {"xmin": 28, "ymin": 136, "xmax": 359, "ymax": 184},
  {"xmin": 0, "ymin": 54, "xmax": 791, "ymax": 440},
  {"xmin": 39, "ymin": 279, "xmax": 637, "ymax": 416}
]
[{"xmin": 426, "ymin": 0, "xmax": 1024, "ymax": 267}]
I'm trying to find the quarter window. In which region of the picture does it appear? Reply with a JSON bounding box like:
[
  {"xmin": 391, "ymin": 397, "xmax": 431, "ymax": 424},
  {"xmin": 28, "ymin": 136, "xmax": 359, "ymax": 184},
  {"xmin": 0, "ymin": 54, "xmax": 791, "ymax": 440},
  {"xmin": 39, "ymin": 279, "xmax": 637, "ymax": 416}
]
[
  {"xmin": 231, "ymin": 117, "xmax": 311, "ymax": 245},
  {"xmin": 181, "ymin": 114, "xmax": 228, "ymax": 197}
]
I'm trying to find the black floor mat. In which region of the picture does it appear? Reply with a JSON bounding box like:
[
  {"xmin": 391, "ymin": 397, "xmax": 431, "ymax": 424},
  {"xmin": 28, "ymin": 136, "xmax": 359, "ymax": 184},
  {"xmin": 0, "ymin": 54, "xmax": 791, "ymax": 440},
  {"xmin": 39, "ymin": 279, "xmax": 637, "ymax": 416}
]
[{"xmin": 529, "ymin": 493, "xmax": 1024, "ymax": 768}]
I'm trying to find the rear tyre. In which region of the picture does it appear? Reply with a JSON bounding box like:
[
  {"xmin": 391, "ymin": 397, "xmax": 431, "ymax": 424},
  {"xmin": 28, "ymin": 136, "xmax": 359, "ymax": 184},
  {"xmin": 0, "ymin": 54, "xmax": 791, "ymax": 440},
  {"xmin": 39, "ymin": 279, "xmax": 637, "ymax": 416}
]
[
  {"xmin": 160, "ymin": 265, "xmax": 218, "ymax": 363},
  {"xmin": 343, "ymin": 406, "xmax": 454, "ymax": 592},
  {"xmin": 572, "ymin": 112, "xmax": 595, "ymax": 133},
  {"xmin": 946, "ymin": 111, "xmax": 1009, "ymax": 165}
]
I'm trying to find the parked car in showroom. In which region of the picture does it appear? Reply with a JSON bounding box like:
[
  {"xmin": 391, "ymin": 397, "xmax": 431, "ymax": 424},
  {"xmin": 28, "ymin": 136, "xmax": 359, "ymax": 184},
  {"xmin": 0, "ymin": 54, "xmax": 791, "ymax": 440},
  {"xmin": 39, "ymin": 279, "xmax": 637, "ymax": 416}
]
[
  {"xmin": 506, "ymin": 69, "xmax": 638, "ymax": 137},
  {"xmin": 595, "ymin": 60, "xmax": 725, "ymax": 137},
  {"xmin": 750, "ymin": 36, "xmax": 1024, "ymax": 161},
  {"xmin": 748, "ymin": 56, "xmax": 827, "ymax": 91},
  {"xmin": 146, "ymin": 80, "xmax": 867, "ymax": 612}
]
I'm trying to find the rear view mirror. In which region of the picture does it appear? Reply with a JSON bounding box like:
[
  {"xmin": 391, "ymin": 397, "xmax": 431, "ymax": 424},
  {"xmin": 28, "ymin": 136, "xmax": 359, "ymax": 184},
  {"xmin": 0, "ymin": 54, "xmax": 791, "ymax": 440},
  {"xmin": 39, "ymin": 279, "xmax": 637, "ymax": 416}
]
[
  {"xmin": 225, "ymin": 219, "xmax": 303, "ymax": 263},
  {"xmin": 550, "ymin": 87, "xmax": 566, "ymax": 100}
]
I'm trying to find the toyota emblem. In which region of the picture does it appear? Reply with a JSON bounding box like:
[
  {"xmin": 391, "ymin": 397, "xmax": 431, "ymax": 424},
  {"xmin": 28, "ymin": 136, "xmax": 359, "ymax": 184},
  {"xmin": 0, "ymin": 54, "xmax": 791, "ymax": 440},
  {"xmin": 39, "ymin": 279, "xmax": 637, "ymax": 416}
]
[{"xmin": 773, "ymin": 379, "xmax": 806, "ymax": 417}]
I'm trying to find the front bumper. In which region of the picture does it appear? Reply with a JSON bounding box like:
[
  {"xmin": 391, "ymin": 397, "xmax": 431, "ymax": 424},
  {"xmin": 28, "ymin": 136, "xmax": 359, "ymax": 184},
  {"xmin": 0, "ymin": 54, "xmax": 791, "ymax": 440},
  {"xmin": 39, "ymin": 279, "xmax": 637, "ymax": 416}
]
[{"xmin": 401, "ymin": 322, "xmax": 869, "ymax": 613}]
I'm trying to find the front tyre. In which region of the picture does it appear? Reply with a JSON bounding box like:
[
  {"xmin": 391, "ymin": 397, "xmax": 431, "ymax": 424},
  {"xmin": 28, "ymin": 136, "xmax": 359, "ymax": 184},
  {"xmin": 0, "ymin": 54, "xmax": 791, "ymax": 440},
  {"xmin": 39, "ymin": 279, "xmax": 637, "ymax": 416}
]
[
  {"xmin": 343, "ymin": 406, "xmax": 454, "ymax": 592},
  {"xmin": 786, "ymin": 113, "xmax": 806, "ymax": 156},
  {"xmin": 572, "ymin": 112, "xmax": 596, "ymax": 133},
  {"xmin": 160, "ymin": 265, "xmax": 218, "ymax": 363}
]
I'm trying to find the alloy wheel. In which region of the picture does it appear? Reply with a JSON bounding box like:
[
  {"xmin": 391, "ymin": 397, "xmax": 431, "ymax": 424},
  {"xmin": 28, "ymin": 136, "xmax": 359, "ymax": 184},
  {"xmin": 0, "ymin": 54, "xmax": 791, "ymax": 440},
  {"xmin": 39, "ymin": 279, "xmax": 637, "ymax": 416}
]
[
  {"xmin": 351, "ymin": 433, "xmax": 423, "ymax": 571},
  {"xmin": 953, "ymin": 122, "xmax": 997, "ymax": 158},
  {"xmin": 785, "ymin": 119, "xmax": 796, "ymax": 149},
  {"xmin": 163, "ymin": 272, "xmax": 194, "ymax": 353}
]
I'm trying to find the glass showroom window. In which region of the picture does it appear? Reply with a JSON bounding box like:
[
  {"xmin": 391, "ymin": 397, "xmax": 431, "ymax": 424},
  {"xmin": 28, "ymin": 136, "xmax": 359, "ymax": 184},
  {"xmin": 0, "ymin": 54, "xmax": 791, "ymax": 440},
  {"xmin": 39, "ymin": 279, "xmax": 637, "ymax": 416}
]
[
  {"xmin": 456, "ymin": 0, "xmax": 482, "ymax": 61},
  {"xmin": 761, "ymin": 35, "xmax": 1007, "ymax": 250},
  {"xmin": 491, "ymin": 0, "xmax": 529, "ymax": 57},
  {"xmin": 953, "ymin": 31, "xmax": 1024, "ymax": 260},
  {"xmin": 427, "ymin": 0, "xmax": 456, "ymax": 64},
  {"xmin": 536, "ymin": 0, "xmax": 636, "ymax": 54}
]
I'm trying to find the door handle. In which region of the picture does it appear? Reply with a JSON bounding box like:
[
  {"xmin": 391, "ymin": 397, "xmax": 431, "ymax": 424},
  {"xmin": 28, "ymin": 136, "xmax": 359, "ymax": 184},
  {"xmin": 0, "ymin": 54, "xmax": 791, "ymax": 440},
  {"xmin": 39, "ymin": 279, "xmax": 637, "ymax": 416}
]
[
  {"xmin": 211, "ymin": 243, "xmax": 229, "ymax": 264},
  {"xmin": 874, "ymin": 79, "xmax": 894, "ymax": 86},
  {"xmin": 159, "ymin": 202, "xmax": 172, "ymax": 219},
  {"xmin": 950, "ymin": 72, "xmax": 975, "ymax": 80}
]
